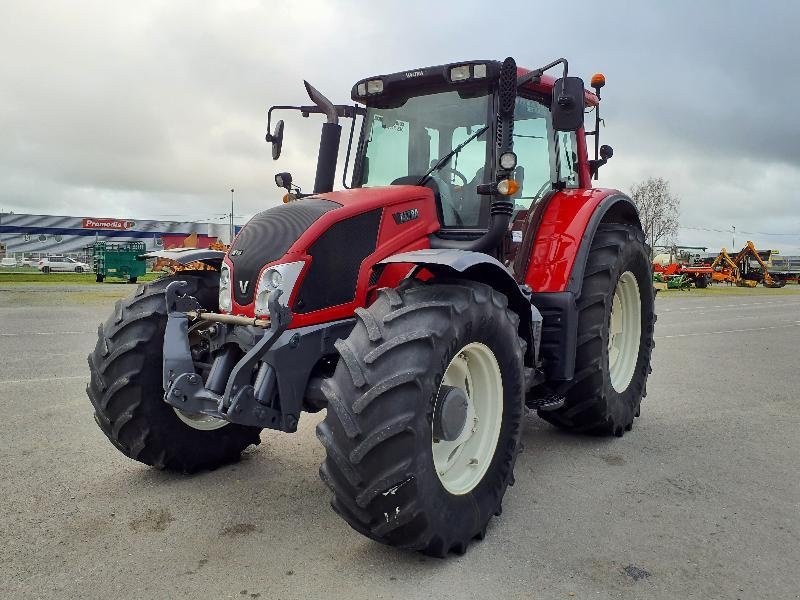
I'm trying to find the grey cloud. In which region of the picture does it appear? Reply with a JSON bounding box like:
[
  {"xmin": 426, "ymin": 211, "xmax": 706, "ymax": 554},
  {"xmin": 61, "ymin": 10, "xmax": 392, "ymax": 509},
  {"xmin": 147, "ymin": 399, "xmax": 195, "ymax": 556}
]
[{"xmin": 0, "ymin": 0, "xmax": 798, "ymax": 252}]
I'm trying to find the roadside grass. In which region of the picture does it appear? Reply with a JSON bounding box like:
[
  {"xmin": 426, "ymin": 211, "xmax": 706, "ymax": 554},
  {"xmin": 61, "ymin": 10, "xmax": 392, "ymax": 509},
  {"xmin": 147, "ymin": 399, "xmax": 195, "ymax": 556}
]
[
  {"xmin": 657, "ymin": 283, "xmax": 800, "ymax": 298},
  {"xmin": 0, "ymin": 271, "xmax": 164, "ymax": 284}
]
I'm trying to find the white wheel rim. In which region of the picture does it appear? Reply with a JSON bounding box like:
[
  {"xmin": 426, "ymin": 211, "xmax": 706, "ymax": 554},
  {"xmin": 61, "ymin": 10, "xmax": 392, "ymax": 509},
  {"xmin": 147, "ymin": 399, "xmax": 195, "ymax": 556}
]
[
  {"xmin": 608, "ymin": 270, "xmax": 642, "ymax": 393},
  {"xmin": 432, "ymin": 342, "xmax": 503, "ymax": 495},
  {"xmin": 174, "ymin": 407, "xmax": 229, "ymax": 431}
]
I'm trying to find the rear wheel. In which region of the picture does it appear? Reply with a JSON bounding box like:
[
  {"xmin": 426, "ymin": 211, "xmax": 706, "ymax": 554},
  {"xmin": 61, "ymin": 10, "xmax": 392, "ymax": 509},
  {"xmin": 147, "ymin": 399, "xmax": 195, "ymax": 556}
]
[
  {"xmin": 128, "ymin": 276, "xmax": 138, "ymax": 284},
  {"xmin": 694, "ymin": 274, "xmax": 708, "ymax": 288},
  {"xmin": 87, "ymin": 271, "xmax": 261, "ymax": 472},
  {"xmin": 96, "ymin": 274, "xmax": 104, "ymax": 283},
  {"xmin": 75, "ymin": 266, "xmax": 84, "ymax": 273},
  {"xmin": 42, "ymin": 266, "xmax": 50, "ymax": 274},
  {"xmin": 538, "ymin": 223, "xmax": 655, "ymax": 436},
  {"xmin": 318, "ymin": 280, "xmax": 525, "ymax": 556}
]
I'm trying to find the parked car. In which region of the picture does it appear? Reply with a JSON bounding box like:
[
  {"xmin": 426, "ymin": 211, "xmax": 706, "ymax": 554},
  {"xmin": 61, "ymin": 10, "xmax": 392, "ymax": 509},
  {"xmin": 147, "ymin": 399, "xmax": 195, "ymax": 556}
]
[
  {"xmin": 37, "ymin": 256, "xmax": 91, "ymax": 273},
  {"xmin": 1, "ymin": 257, "xmax": 19, "ymax": 268},
  {"xmin": 21, "ymin": 257, "xmax": 39, "ymax": 267}
]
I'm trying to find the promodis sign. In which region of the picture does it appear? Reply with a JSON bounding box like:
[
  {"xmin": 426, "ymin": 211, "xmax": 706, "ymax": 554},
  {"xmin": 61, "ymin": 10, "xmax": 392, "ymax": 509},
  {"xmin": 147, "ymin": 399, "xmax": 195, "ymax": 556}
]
[{"xmin": 82, "ymin": 218, "xmax": 136, "ymax": 230}]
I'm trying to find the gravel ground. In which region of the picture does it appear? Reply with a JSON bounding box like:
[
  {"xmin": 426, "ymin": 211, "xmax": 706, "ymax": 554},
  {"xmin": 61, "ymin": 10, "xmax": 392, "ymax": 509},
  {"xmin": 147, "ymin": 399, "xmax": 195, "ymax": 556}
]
[{"xmin": 1, "ymin": 283, "xmax": 798, "ymax": 599}]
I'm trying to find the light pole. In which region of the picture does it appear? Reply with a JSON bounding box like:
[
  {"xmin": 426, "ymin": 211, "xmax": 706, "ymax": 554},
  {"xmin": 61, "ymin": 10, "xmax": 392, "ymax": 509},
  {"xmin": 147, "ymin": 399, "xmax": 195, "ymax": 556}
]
[
  {"xmin": 229, "ymin": 188, "xmax": 235, "ymax": 244},
  {"xmin": 732, "ymin": 225, "xmax": 736, "ymax": 250}
]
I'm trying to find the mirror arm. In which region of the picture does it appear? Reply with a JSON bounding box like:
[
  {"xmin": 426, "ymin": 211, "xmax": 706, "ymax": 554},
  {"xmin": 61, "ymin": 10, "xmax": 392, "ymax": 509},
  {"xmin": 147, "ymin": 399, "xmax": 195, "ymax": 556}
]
[
  {"xmin": 266, "ymin": 104, "xmax": 365, "ymax": 142},
  {"xmin": 516, "ymin": 57, "xmax": 569, "ymax": 88}
]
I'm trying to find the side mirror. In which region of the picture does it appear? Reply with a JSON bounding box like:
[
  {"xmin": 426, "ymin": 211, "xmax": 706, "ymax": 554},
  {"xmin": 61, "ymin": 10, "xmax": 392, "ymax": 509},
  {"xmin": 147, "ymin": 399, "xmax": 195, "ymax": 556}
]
[
  {"xmin": 275, "ymin": 172, "xmax": 292, "ymax": 190},
  {"xmin": 551, "ymin": 77, "xmax": 585, "ymax": 131},
  {"xmin": 268, "ymin": 119, "xmax": 284, "ymax": 160}
]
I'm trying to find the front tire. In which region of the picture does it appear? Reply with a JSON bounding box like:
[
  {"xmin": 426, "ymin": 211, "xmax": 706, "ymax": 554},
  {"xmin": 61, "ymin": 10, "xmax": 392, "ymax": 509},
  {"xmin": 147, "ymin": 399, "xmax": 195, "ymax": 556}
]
[
  {"xmin": 86, "ymin": 271, "xmax": 261, "ymax": 472},
  {"xmin": 538, "ymin": 223, "xmax": 655, "ymax": 436},
  {"xmin": 319, "ymin": 280, "xmax": 525, "ymax": 556}
]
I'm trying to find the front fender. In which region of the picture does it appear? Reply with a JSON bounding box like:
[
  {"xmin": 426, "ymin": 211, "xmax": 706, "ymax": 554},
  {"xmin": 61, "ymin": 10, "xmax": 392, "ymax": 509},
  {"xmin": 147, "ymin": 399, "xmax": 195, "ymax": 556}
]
[{"xmin": 379, "ymin": 249, "xmax": 541, "ymax": 365}]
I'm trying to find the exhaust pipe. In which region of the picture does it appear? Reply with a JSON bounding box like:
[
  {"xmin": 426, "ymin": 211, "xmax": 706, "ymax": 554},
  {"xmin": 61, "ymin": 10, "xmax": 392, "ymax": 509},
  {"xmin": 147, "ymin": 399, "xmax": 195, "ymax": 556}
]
[{"xmin": 304, "ymin": 80, "xmax": 341, "ymax": 194}]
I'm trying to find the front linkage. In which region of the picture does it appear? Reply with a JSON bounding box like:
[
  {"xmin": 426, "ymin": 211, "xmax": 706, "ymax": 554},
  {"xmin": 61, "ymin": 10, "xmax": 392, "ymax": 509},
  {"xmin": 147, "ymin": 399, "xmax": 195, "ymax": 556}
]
[{"xmin": 161, "ymin": 280, "xmax": 352, "ymax": 432}]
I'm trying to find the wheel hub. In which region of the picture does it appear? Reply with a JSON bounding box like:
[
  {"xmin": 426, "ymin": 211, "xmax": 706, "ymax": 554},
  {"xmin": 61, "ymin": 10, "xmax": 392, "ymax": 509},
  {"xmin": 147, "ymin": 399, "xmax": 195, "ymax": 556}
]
[
  {"xmin": 433, "ymin": 385, "xmax": 469, "ymax": 442},
  {"xmin": 432, "ymin": 342, "xmax": 503, "ymax": 495}
]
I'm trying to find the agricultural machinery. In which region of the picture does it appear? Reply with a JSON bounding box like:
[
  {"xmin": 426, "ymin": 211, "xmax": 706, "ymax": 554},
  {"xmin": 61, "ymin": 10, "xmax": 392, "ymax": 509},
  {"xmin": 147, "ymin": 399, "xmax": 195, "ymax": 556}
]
[
  {"xmin": 87, "ymin": 57, "xmax": 655, "ymax": 556},
  {"xmin": 709, "ymin": 241, "xmax": 787, "ymax": 288},
  {"xmin": 653, "ymin": 245, "xmax": 713, "ymax": 289}
]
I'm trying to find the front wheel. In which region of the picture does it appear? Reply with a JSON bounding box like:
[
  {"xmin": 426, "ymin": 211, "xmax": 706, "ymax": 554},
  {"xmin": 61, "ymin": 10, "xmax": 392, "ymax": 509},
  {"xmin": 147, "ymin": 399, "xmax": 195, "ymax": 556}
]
[
  {"xmin": 75, "ymin": 266, "xmax": 84, "ymax": 273},
  {"xmin": 318, "ymin": 280, "xmax": 526, "ymax": 556},
  {"xmin": 86, "ymin": 271, "xmax": 261, "ymax": 472},
  {"xmin": 538, "ymin": 223, "xmax": 655, "ymax": 436}
]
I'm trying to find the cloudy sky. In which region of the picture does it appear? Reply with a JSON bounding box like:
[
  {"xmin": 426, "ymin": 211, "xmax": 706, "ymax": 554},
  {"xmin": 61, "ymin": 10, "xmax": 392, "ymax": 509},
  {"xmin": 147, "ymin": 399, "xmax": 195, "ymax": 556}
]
[{"xmin": 1, "ymin": 0, "xmax": 799, "ymax": 252}]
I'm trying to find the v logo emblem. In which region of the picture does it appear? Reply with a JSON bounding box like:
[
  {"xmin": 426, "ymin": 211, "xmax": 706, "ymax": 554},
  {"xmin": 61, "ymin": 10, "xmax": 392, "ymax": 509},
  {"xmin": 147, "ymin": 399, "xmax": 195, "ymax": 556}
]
[{"xmin": 238, "ymin": 280, "xmax": 249, "ymax": 294}]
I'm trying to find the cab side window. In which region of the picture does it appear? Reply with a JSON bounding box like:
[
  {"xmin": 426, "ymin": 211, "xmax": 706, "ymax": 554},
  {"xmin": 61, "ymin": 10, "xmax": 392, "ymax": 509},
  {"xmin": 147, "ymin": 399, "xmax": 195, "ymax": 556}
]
[
  {"xmin": 556, "ymin": 131, "xmax": 579, "ymax": 188},
  {"xmin": 511, "ymin": 97, "xmax": 555, "ymax": 212}
]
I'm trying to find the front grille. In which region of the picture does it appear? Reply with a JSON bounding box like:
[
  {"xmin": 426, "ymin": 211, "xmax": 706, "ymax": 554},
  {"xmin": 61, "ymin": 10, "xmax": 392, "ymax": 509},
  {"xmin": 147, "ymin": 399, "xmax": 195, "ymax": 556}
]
[{"xmin": 294, "ymin": 209, "xmax": 382, "ymax": 313}]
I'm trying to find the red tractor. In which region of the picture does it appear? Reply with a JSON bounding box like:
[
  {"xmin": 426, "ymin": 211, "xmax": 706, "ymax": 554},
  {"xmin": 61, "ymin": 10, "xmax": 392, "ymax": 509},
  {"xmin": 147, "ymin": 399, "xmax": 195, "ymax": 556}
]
[{"xmin": 88, "ymin": 58, "xmax": 654, "ymax": 556}]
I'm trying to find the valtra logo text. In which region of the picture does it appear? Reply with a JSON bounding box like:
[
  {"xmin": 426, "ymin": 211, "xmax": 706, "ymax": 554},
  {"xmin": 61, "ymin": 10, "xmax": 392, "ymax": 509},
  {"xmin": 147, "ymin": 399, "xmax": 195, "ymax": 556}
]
[{"xmin": 82, "ymin": 217, "xmax": 136, "ymax": 230}]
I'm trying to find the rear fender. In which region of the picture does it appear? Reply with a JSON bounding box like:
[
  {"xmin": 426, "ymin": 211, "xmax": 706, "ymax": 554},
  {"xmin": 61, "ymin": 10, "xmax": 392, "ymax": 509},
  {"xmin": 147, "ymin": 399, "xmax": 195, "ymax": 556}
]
[
  {"xmin": 524, "ymin": 189, "xmax": 641, "ymax": 293},
  {"xmin": 379, "ymin": 249, "xmax": 541, "ymax": 366},
  {"xmin": 522, "ymin": 189, "xmax": 641, "ymax": 381}
]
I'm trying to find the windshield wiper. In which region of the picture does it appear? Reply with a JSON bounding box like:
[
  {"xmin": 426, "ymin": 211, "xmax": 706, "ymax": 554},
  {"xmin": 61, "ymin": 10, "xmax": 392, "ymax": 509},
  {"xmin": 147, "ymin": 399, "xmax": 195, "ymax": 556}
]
[{"xmin": 417, "ymin": 125, "xmax": 489, "ymax": 185}]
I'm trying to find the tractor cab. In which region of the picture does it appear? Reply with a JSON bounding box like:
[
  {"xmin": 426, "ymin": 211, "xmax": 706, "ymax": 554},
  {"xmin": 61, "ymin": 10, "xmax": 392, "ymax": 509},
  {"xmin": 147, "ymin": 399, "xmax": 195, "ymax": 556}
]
[
  {"xmin": 267, "ymin": 58, "xmax": 611, "ymax": 256},
  {"xmin": 351, "ymin": 61, "xmax": 593, "ymax": 229}
]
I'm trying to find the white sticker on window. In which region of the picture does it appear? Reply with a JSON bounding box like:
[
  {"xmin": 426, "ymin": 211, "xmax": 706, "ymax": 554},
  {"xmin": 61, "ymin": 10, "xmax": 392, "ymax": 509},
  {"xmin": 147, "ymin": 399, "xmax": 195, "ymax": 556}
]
[{"xmin": 512, "ymin": 230, "xmax": 523, "ymax": 243}]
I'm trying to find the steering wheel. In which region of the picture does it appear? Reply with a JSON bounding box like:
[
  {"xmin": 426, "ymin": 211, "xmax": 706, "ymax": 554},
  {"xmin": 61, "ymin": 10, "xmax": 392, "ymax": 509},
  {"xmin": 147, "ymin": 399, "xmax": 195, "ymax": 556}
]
[{"xmin": 439, "ymin": 166, "xmax": 468, "ymax": 188}]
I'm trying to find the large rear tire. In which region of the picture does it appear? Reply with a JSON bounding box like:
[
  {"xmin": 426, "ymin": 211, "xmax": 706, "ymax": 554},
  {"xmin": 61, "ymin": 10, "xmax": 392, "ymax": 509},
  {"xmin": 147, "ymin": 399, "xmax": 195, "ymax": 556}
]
[
  {"xmin": 318, "ymin": 280, "xmax": 525, "ymax": 556},
  {"xmin": 86, "ymin": 271, "xmax": 261, "ymax": 472},
  {"xmin": 538, "ymin": 223, "xmax": 655, "ymax": 436}
]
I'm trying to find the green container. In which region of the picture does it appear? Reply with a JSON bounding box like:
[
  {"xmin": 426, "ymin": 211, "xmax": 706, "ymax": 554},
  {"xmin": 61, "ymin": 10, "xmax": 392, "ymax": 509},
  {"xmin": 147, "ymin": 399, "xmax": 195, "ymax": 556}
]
[{"xmin": 91, "ymin": 241, "xmax": 147, "ymax": 283}]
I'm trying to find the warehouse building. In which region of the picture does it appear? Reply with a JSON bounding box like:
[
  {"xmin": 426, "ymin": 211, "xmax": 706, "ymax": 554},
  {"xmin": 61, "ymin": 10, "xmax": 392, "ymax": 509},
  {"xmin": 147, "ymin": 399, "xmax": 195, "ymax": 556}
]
[{"xmin": 0, "ymin": 212, "xmax": 234, "ymax": 262}]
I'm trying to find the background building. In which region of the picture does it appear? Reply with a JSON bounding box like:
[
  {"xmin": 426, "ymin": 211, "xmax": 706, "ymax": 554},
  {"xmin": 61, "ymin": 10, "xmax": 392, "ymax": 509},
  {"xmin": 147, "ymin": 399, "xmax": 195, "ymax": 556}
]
[{"xmin": 0, "ymin": 212, "xmax": 237, "ymax": 262}]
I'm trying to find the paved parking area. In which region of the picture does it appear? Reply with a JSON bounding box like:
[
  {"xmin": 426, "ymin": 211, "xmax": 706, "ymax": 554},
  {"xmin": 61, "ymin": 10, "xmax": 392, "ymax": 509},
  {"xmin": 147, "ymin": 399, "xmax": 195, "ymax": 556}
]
[{"xmin": 1, "ymin": 284, "xmax": 798, "ymax": 599}]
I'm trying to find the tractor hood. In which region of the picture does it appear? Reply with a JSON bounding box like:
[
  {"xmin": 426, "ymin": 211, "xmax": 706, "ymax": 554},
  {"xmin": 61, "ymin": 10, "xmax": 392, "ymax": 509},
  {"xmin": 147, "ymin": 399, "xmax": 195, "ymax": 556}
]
[{"xmin": 224, "ymin": 186, "xmax": 440, "ymax": 325}]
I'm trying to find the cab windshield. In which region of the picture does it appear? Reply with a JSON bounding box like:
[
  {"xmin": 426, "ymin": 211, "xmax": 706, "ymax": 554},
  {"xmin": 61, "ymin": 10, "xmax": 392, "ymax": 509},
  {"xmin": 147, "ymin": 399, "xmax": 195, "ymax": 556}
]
[{"xmin": 359, "ymin": 90, "xmax": 491, "ymax": 227}]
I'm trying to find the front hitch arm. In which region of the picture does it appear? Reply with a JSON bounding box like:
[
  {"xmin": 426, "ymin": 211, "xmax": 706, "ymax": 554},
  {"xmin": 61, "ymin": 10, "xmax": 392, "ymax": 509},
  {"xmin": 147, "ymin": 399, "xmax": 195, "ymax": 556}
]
[{"xmin": 162, "ymin": 283, "xmax": 296, "ymax": 429}]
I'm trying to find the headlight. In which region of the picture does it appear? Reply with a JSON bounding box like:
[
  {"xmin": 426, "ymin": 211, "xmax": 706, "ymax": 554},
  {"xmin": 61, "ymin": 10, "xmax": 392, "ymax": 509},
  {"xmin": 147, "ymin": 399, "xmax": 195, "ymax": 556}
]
[
  {"xmin": 218, "ymin": 264, "xmax": 232, "ymax": 312},
  {"xmin": 254, "ymin": 261, "xmax": 305, "ymax": 316}
]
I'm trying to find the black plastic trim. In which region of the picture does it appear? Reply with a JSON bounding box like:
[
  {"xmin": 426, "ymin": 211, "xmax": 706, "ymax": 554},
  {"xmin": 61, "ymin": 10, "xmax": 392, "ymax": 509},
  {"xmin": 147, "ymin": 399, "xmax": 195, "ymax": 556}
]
[{"xmin": 530, "ymin": 291, "xmax": 578, "ymax": 381}]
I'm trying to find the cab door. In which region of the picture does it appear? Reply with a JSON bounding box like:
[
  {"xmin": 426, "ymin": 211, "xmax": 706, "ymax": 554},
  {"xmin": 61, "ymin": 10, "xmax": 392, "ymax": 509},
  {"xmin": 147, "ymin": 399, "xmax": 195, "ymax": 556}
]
[{"xmin": 506, "ymin": 94, "xmax": 580, "ymax": 276}]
